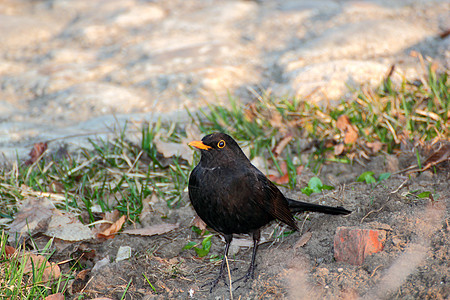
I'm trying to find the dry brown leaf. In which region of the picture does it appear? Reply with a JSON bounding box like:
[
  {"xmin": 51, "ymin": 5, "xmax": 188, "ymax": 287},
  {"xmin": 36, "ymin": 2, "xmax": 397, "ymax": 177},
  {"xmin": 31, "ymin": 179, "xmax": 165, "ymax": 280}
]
[
  {"xmin": 344, "ymin": 126, "xmax": 359, "ymax": 144},
  {"xmin": 139, "ymin": 196, "xmax": 153, "ymax": 221},
  {"xmin": 336, "ymin": 115, "xmax": 359, "ymax": 144},
  {"xmin": 96, "ymin": 215, "xmax": 126, "ymax": 239},
  {"xmin": 334, "ymin": 143, "xmax": 345, "ymax": 156},
  {"xmin": 336, "ymin": 115, "xmax": 351, "ymax": 131},
  {"xmin": 272, "ymin": 135, "xmax": 293, "ymax": 157},
  {"xmin": 22, "ymin": 253, "xmax": 61, "ymax": 282},
  {"xmin": 296, "ymin": 165, "xmax": 304, "ymax": 176},
  {"xmin": 71, "ymin": 269, "xmax": 91, "ymax": 293},
  {"xmin": 294, "ymin": 231, "xmax": 312, "ymax": 249},
  {"xmin": 5, "ymin": 245, "xmax": 16, "ymax": 257},
  {"xmin": 25, "ymin": 142, "xmax": 48, "ymax": 165},
  {"xmin": 45, "ymin": 293, "xmax": 65, "ymax": 300},
  {"xmin": 268, "ymin": 173, "xmax": 290, "ymax": 185},
  {"xmin": 269, "ymin": 110, "xmax": 284, "ymax": 129},
  {"xmin": 267, "ymin": 161, "xmax": 304, "ymax": 185},
  {"xmin": 366, "ymin": 141, "xmax": 383, "ymax": 153},
  {"xmin": 122, "ymin": 223, "xmax": 179, "ymax": 236},
  {"xmin": 7, "ymin": 198, "xmax": 54, "ymax": 243},
  {"xmin": 192, "ymin": 215, "xmax": 208, "ymax": 233},
  {"xmin": 156, "ymin": 123, "xmax": 201, "ymax": 164},
  {"xmin": 92, "ymin": 210, "xmax": 121, "ymax": 236},
  {"xmin": 421, "ymin": 143, "xmax": 450, "ymax": 171}
]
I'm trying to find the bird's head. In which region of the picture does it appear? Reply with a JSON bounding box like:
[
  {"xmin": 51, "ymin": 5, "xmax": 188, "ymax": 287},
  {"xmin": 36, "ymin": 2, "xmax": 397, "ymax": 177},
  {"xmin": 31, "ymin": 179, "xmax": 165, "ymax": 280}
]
[{"xmin": 188, "ymin": 132, "xmax": 248, "ymax": 166}]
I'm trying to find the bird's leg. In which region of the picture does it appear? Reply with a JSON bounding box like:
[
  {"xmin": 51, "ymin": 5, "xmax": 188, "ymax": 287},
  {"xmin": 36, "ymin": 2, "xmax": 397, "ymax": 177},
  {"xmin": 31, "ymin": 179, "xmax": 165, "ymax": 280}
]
[
  {"xmin": 201, "ymin": 234, "xmax": 233, "ymax": 292},
  {"xmin": 235, "ymin": 230, "xmax": 260, "ymax": 284}
]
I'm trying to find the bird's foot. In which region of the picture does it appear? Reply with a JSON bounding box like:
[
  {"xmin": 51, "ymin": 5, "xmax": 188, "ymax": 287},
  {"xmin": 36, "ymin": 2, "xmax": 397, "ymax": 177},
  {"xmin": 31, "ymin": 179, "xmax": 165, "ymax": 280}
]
[
  {"xmin": 201, "ymin": 273, "xmax": 229, "ymax": 293},
  {"xmin": 233, "ymin": 266, "xmax": 255, "ymax": 285}
]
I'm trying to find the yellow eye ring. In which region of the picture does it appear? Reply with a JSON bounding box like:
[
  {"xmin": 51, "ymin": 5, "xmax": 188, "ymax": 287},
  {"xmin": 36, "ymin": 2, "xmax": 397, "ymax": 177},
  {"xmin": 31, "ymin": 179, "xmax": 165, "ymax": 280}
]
[{"xmin": 217, "ymin": 140, "xmax": 226, "ymax": 148}]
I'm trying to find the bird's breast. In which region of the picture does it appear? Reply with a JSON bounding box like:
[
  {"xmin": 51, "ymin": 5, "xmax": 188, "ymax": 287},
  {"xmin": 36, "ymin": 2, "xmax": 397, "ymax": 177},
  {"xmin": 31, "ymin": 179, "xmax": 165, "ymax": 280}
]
[{"xmin": 188, "ymin": 166, "xmax": 273, "ymax": 234}]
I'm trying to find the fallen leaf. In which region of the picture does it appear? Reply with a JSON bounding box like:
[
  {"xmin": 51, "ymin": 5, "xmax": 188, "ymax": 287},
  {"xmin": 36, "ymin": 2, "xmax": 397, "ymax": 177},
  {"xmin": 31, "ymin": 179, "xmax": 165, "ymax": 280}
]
[
  {"xmin": 96, "ymin": 215, "xmax": 126, "ymax": 239},
  {"xmin": 268, "ymin": 173, "xmax": 290, "ymax": 185},
  {"xmin": 45, "ymin": 293, "xmax": 65, "ymax": 300},
  {"xmin": 7, "ymin": 198, "xmax": 54, "ymax": 243},
  {"xmin": 336, "ymin": 115, "xmax": 351, "ymax": 131},
  {"xmin": 71, "ymin": 269, "xmax": 91, "ymax": 293},
  {"xmin": 156, "ymin": 123, "xmax": 202, "ymax": 164},
  {"xmin": 344, "ymin": 126, "xmax": 358, "ymax": 144},
  {"xmin": 122, "ymin": 223, "xmax": 179, "ymax": 236},
  {"xmin": 296, "ymin": 165, "xmax": 304, "ymax": 176},
  {"xmin": 336, "ymin": 115, "xmax": 359, "ymax": 144},
  {"xmin": 366, "ymin": 141, "xmax": 383, "ymax": 153},
  {"xmin": 334, "ymin": 143, "xmax": 345, "ymax": 156},
  {"xmin": 272, "ymin": 135, "xmax": 293, "ymax": 157},
  {"xmin": 294, "ymin": 231, "xmax": 312, "ymax": 249},
  {"xmin": 4, "ymin": 245, "xmax": 16, "ymax": 257},
  {"xmin": 44, "ymin": 214, "xmax": 93, "ymax": 241},
  {"xmin": 92, "ymin": 210, "xmax": 122, "ymax": 236},
  {"xmin": 269, "ymin": 111, "xmax": 284, "ymax": 129},
  {"xmin": 154, "ymin": 140, "xmax": 192, "ymax": 162},
  {"xmin": 22, "ymin": 253, "xmax": 61, "ymax": 282},
  {"xmin": 421, "ymin": 142, "xmax": 450, "ymax": 171},
  {"xmin": 25, "ymin": 142, "xmax": 48, "ymax": 165},
  {"xmin": 139, "ymin": 196, "xmax": 153, "ymax": 221},
  {"xmin": 439, "ymin": 29, "xmax": 450, "ymax": 39},
  {"xmin": 192, "ymin": 215, "xmax": 208, "ymax": 233}
]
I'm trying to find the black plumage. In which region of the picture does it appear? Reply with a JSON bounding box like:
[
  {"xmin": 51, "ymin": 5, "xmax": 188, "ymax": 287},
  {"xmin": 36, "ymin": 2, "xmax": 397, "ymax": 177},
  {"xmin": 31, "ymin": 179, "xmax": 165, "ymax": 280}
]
[{"xmin": 188, "ymin": 132, "xmax": 350, "ymax": 290}]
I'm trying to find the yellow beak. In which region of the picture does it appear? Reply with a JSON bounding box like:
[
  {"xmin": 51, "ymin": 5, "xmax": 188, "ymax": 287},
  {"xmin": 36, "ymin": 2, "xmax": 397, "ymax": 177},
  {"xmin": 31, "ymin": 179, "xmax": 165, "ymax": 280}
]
[{"xmin": 188, "ymin": 140, "xmax": 212, "ymax": 150}]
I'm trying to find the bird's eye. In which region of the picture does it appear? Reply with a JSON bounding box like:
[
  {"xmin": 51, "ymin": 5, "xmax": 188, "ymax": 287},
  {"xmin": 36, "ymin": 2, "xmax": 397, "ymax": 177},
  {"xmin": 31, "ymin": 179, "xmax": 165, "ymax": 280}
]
[{"xmin": 217, "ymin": 140, "xmax": 226, "ymax": 148}]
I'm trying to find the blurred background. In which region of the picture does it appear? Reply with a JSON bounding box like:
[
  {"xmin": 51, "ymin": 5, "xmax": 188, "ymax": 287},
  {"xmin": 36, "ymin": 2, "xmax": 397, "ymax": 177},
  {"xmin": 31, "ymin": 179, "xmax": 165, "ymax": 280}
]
[{"xmin": 0, "ymin": 0, "xmax": 449, "ymax": 161}]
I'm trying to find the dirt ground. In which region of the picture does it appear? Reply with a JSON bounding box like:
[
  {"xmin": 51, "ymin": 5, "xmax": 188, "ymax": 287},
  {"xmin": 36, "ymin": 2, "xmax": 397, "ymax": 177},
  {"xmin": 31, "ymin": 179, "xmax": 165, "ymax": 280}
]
[{"xmin": 37, "ymin": 151, "xmax": 450, "ymax": 299}]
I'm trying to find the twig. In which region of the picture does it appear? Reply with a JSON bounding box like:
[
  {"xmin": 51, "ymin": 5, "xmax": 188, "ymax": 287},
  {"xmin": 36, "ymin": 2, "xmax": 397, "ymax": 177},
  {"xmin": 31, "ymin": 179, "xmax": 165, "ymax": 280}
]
[
  {"xmin": 390, "ymin": 179, "xmax": 408, "ymax": 194},
  {"xmin": 225, "ymin": 255, "xmax": 233, "ymax": 300},
  {"xmin": 370, "ymin": 265, "xmax": 383, "ymax": 277},
  {"xmin": 361, "ymin": 202, "xmax": 387, "ymax": 224}
]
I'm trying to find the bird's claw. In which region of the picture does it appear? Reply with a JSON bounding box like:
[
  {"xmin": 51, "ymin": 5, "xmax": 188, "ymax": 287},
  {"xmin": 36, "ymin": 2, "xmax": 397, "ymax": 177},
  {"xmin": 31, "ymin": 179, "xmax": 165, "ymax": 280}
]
[
  {"xmin": 201, "ymin": 273, "xmax": 230, "ymax": 292},
  {"xmin": 233, "ymin": 270, "xmax": 254, "ymax": 285}
]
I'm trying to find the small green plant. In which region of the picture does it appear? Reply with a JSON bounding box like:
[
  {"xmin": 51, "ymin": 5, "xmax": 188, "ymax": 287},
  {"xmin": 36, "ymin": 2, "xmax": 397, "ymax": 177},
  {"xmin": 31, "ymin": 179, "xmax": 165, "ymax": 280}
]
[
  {"xmin": 357, "ymin": 172, "xmax": 391, "ymax": 184},
  {"xmin": 183, "ymin": 226, "xmax": 213, "ymax": 257},
  {"xmin": 403, "ymin": 190, "xmax": 434, "ymax": 201},
  {"xmin": 301, "ymin": 177, "xmax": 334, "ymax": 196}
]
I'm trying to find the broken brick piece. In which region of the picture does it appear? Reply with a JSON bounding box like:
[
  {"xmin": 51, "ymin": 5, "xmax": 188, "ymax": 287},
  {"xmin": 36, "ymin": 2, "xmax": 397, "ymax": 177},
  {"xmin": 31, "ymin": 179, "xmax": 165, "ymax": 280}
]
[{"xmin": 334, "ymin": 227, "xmax": 386, "ymax": 265}]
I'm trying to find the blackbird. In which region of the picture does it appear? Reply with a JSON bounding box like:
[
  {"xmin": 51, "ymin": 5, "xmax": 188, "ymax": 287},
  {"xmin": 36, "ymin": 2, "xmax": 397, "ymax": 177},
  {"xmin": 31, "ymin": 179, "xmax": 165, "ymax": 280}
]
[{"xmin": 188, "ymin": 132, "xmax": 350, "ymax": 290}]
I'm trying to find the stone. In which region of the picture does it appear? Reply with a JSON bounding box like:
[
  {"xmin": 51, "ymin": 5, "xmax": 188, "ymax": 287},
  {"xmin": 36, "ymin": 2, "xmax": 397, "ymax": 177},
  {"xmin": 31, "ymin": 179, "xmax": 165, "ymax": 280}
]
[{"xmin": 334, "ymin": 227, "xmax": 386, "ymax": 265}]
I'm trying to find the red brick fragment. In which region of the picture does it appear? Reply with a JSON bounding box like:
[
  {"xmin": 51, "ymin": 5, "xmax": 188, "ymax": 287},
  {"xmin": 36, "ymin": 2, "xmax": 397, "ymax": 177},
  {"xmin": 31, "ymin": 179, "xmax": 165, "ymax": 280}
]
[{"xmin": 334, "ymin": 227, "xmax": 386, "ymax": 265}]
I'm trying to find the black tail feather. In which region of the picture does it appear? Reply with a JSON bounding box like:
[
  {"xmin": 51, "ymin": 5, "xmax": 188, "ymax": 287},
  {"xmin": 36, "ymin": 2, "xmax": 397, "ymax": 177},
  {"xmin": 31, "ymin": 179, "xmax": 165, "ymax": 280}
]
[{"xmin": 286, "ymin": 198, "xmax": 351, "ymax": 215}]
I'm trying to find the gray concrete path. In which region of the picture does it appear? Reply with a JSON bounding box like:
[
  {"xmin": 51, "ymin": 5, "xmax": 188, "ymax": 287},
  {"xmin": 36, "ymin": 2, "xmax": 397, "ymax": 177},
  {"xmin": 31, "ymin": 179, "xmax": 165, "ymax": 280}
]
[{"xmin": 0, "ymin": 0, "xmax": 448, "ymax": 161}]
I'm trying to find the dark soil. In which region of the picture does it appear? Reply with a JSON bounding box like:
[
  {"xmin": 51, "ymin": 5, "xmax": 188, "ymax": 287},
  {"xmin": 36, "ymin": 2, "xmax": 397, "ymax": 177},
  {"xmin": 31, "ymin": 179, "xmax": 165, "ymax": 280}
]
[{"xmin": 44, "ymin": 154, "xmax": 450, "ymax": 299}]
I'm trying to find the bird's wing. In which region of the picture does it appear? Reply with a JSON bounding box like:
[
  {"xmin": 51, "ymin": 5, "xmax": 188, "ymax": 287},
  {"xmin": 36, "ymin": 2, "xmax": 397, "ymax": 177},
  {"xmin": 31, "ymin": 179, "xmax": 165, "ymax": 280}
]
[
  {"xmin": 234, "ymin": 168, "xmax": 298, "ymax": 230},
  {"xmin": 257, "ymin": 174, "xmax": 299, "ymax": 230}
]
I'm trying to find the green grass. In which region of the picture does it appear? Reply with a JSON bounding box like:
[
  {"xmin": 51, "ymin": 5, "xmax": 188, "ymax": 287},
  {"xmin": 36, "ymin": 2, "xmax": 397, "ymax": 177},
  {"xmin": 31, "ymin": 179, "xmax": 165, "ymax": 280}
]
[{"xmin": 0, "ymin": 232, "xmax": 71, "ymax": 299}]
